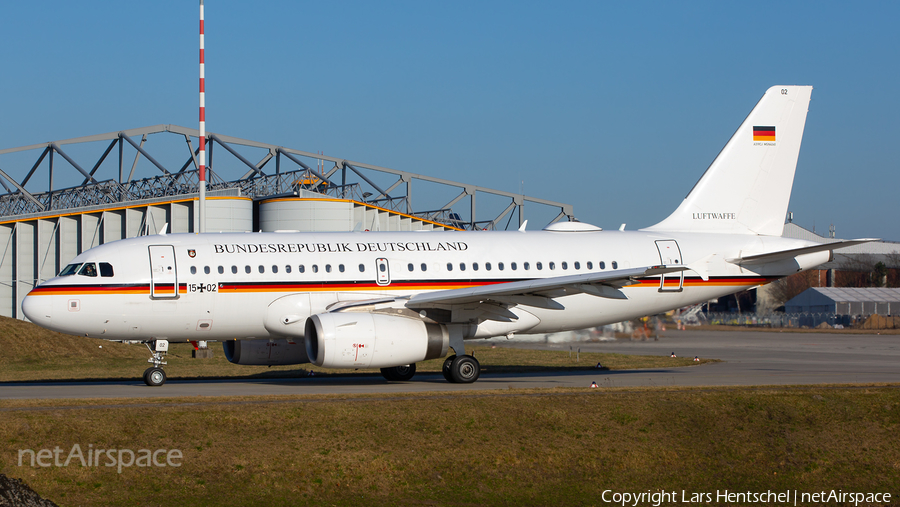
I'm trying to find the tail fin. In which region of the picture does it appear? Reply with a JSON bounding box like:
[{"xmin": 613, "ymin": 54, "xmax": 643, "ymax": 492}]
[{"xmin": 644, "ymin": 85, "xmax": 812, "ymax": 236}]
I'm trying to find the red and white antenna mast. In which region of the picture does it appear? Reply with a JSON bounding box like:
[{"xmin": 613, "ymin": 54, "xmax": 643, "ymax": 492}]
[{"xmin": 198, "ymin": 0, "xmax": 207, "ymax": 233}]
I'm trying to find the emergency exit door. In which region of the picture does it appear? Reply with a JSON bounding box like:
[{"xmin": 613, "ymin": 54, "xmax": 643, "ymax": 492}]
[
  {"xmin": 375, "ymin": 258, "xmax": 391, "ymax": 286},
  {"xmin": 655, "ymin": 240, "xmax": 683, "ymax": 292},
  {"xmin": 149, "ymin": 245, "xmax": 178, "ymax": 298}
]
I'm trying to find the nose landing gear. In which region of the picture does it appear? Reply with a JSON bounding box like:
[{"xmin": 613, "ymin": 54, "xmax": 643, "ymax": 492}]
[{"xmin": 143, "ymin": 340, "xmax": 169, "ymax": 387}]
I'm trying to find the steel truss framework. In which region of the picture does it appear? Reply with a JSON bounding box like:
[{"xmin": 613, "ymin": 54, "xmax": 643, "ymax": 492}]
[{"xmin": 0, "ymin": 125, "xmax": 574, "ymax": 230}]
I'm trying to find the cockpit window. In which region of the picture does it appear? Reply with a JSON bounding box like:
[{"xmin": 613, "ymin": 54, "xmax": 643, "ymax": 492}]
[
  {"xmin": 59, "ymin": 263, "xmax": 82, "ymax": 276},
  {"xmin": 78, "ymin": 263, "xmax": 98, "ymax": 277},
  {"xmin": 99, "ymin": 262, "xmax": 114, "ymax": 277}
]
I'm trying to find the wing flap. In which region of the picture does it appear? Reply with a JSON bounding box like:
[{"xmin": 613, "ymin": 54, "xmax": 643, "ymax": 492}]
[{"xmin": 405, "ymin": 265, "xmax": 686, "ymax": 308}]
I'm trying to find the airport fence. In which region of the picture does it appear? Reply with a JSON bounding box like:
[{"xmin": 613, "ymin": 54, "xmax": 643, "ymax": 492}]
[{"xmin": 700, "ymin": 312, "xmax": 857, "ymax": 329}]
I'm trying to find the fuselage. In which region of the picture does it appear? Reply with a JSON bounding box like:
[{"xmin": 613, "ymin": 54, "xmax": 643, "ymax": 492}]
[{"xmin": 21, "ymin": 228, "xmax": 825, "ymax": 342}]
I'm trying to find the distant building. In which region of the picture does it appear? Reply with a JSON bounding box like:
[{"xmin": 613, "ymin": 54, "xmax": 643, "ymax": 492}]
[{"xmin": 784, "ymin": 287, "xmax": 900, "ymax": 316}]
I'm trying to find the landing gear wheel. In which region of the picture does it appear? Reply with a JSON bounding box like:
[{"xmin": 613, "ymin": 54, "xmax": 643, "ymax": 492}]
[
  {"xmin": 450, "ymin": 355, "xmax": 480, "ymax": 384},
  {"xmin": 442, "ymin": 355, "xmax": 456, "ymax": 383},
  {"xmin": 381, "ymin": 364, "xmax": 416, "ymax": 381},
  {"xmin": 144, "ymin": 367, "xmax": 167, "ymax": 387}
]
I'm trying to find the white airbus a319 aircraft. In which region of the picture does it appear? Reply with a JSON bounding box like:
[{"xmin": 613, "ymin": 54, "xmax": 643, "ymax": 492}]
[{"xmin": 22, "ymin": 86, "xmax": 870, "ymax": 386}]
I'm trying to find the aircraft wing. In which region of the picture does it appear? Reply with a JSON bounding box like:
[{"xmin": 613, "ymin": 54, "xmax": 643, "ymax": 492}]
[
  {"xmin": 404, "ymin": 265, "xmax": 686, "ymax": 309},
  {"xmin": 726, "ymin": 239, "xmax": 877, "ymax": 266}
]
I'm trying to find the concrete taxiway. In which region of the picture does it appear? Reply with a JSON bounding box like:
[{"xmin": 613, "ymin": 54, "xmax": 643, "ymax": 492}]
[{"xmin": 1, "ymin": 330, "xmax": 898, "ymax": 400}]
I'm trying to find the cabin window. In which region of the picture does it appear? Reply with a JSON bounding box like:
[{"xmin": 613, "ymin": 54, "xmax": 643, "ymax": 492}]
[
  {"xmin": 561, "ymin": 262, "xmax": 568, "ymax": 270},
  {"xmin": 612, "ymin": 261, "xmax": 618, "ymax": 269},
  {"xmin": 408, "ymin": 263, "xmax": 414, "ymax": 272},
  {"xmin": 498, "ymin": 262, "xmax": 504, "ymax": 271},
  {"xmin": 599, "ymin": 261, "xmax": 605, "ymax": 270},
  {"xmin": 325, "ymin": 264, "xmax": 332, "ymax": 273},
  {"xmin": 312, "ymin": 265, "xmax": 319, "ymax": 273},
  {"xmin": 59, "ymin": 263, "xmax": 82, "ymax": 276},
  {"xmin": 204, "ymin": 266, "xmax": 211, "ymax": 274},
  {"xmin": 272, "ymin": 265, "xmax": 278, "ymax": 274},
  {"xmin": 574, "ymin": 261, "xmax": 580, "ymax": 270},
  {"xmin": 78, "ymin": 263, "xmax": 98, "ymax": 277},
  {"xmin": 536, "ymin": 262, "xmax": 543, "ymax": 271},
  {"xmin": 299, "ymin": 265, "xmax": 306, "ymax": 273},
  {"xmin": 523, "ymin": 262, "xmax": 529, "ymax": 270},
  {"xmin": 190, "ymin": 266, "xmax": 197, "ymax": 275},
  {"xmin": 231, "ymin": 266, "xmax": 238, "ymax": 274},
  {"xmin": 99, "ymin": 263, "xmax": 114, "ymax": 277},
  {"xmin": 549, "ymin": 262, "xmax": 556, "ymax": 270},
  {"xmin": 420, "ymin": 263, "xmax": 427, "ymax": 272},
  {"xmin": 258, "ymin": 266, "xmax": 265, "ymax": 274},
  {"xmin": 511, "ymin": 262, "xmax": 517, "ymax": 270},
  {"xmin": 358, "ymin": 264, "xmax": 365, "ymax": 273},
  {"xmin": 446, "ymin": 263, "xmax": 453, "ymax": 271},
  {"xmin": 245, "ymin": 265, "xmax": 252, "ymax": 274},
  {"xmin": 339, "ymin": 264, "xmax": 345, "ymax": 273},
  {"xmin": 485, "ymin": 262, "xmax": 492, "ymax": 271},
  {"xmin": 586, "ymin": 261, "xmax": 593, "ymax": 270},
  {"xmin": 285, "ymin": 265, "xmax": 292, "ymax": 274},
  {"xmin": 218, "ymin": 266, "xmax": 225, "ymax": 274},
  {"xmin": 459, "ymin": 263, "xmax": 466, "ymax": 271},
  {"xmin": 472, "ymin": 262, "xmax": 479, "ymax": 271}
]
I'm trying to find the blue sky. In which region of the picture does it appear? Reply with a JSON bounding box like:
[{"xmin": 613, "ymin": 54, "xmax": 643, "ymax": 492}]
[{"xmin": 1, "ymin": 1, "xmax": 897, "ymax": 239}]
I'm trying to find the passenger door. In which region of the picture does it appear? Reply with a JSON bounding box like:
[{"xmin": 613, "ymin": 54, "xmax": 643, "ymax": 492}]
[{"xmin": 149, "ymin": 245, "xmax": 178, "ymax": 298}]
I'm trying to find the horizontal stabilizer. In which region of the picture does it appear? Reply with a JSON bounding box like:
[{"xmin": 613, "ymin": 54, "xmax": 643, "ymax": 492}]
[{"xmin": 726, "ymin": 239, "xmax": 877, "ymax": 265}]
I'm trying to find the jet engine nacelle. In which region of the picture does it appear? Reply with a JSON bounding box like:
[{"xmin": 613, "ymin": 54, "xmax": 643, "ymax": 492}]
[
  {"xmin": 263, "ymin": 294, "xmax": 312, "ymax": 338},
  {"xmin": 223, "ymin": 338, "xmax": 310, "ymax": 366},
  {"xmin": 304, "ymin": 312, "xmax": 449, "ymax": 369}
]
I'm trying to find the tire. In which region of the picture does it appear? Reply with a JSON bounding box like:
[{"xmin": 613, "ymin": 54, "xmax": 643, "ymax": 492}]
[
  {"xmin": 142, "ymin": 367, "xmax": 154, "ymax": 384},
  {"xmin": 145, "ymin": 367, "xmax": 167, "ymax": 387},
  {"xmin": 442, "ymin": 355, "xmax": 456, "ymax": 383},
  {"xmin": 450, "ymin": 355, "xmax": 480, "ymax": 384},
  {"xmin": 381, "ymin": 364, "xmax": 416, "ymax": 382}
]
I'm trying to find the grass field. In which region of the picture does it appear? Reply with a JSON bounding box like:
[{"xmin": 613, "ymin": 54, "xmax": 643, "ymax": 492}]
[
  {"xmin": 1, "ymin": 386, "xmax": 899, "ymax": 506},
  {"xmin": 0, "ymin": 316, "xmax": 713, "ymax": 383}
]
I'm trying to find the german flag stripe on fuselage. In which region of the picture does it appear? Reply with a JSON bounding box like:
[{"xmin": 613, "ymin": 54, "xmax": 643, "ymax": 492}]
[{"xmin": 26, "ymin": 275, "xmax": 778, "ymax": 296}]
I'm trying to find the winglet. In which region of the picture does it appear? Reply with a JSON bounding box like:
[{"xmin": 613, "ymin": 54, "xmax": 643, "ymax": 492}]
[
  {"xmin": 159, "ymin": 223, "xmax": 168, "ymax": 236},
  {"xmin": 518, "ymin": 220, "xmax": 528, "ymax": 232}
]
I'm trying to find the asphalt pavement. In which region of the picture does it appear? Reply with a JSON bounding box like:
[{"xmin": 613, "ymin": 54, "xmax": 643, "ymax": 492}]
[{"xmin": 1, "ymin": 330, "xmax": 897, "ymax": 401}]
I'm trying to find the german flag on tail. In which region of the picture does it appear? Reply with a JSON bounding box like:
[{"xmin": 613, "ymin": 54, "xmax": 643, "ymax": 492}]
[{"xmin": 753, "ymin": 126, "xmax": 775, "ymax": 141}]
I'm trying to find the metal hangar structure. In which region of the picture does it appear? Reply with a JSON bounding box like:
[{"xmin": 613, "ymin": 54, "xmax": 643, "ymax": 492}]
[{"xmin": 0, "ymin": 125, "xmax": 575, "ymax": 319}]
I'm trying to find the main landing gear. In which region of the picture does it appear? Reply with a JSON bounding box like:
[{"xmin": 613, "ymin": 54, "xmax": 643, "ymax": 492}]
[
  {"xmin": 380, "ymin": 354, "xmax": 482, "ymax": 383},
  {"xmin": 380, "ymin": 364, "xmax": 417, "ymax": 381},
  {"xmin": 441, "ymin": 354, "xmax": 481, "ymax": 383},
  {"xmin": 143, "ymin": 340, "xmax": 169, "ymax": 387}
]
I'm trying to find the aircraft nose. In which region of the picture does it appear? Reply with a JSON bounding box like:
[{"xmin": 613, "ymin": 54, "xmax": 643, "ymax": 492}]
[{"xmin": 21, "ymin": 293, "xmax": 52, "ymax": 324}]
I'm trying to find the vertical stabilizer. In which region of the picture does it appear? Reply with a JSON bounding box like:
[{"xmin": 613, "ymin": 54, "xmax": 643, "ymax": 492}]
[{"xmin": 643, "ymin": 85, "xmax": 812, "ymax": 236}]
